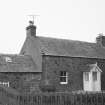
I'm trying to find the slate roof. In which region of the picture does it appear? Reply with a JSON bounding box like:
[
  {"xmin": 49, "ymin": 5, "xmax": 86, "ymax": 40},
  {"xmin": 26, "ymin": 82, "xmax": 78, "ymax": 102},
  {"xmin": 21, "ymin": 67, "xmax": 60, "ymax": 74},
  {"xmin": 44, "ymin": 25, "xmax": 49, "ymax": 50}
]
[
  {"xmin": 20, "ymin": 35, "xmax": 105, "ymax": 72},
  {"xmin": 0, "ymin": 54, "xmax": 37, "ymax": 72},
  {"xmin": 37, "ymin": 36, "xmax": 105, "ymax": 59}
]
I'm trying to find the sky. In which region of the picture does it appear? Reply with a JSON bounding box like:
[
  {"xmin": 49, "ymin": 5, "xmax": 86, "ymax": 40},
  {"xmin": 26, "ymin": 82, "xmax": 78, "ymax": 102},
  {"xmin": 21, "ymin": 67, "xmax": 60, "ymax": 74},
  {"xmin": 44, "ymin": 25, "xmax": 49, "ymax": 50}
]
[{"xmin": 0, "ymin": 0, "xmax": 105, "ymax": 54}]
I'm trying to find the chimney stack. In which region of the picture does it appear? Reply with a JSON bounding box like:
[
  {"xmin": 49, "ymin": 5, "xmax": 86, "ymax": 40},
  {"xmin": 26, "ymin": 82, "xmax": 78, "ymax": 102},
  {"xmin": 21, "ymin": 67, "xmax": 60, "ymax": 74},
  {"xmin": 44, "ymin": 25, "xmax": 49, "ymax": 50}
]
[
  {"xmin": 26, "ymin": 21, "xmax": 36, "ymax": 37},
  {"xmin": 96, "ymin": 33, "xmax": 105, "ymax": 47}
]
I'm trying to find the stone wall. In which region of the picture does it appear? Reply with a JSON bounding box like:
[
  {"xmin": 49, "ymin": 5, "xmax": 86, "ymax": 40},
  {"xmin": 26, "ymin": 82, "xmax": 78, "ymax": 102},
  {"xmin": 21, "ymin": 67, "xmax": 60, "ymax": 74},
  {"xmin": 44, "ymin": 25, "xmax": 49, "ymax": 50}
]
[
  {"xmin": 0, "ymin": 72, "xmax": 41, "ymax": 93},
  {"xmin": 1, "ymin": 55, "xmax": 105, "ymax": 93},
  {"xmin": 42, "ymin": 55, "xmax": 105, "ymax": 92}
]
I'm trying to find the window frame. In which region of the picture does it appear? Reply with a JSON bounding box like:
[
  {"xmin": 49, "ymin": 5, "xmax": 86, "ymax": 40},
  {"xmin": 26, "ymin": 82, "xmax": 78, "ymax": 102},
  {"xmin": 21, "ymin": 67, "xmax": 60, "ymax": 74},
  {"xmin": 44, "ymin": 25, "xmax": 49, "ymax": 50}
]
[
  {"xmin": 84, "ymin": 72, "xmax": 89, "ymax": 81},
  {"xmin": 0, "ymin": 81, "xmax": 9, "ymax": 87},
  {"xmin": 5, "ymin": 57, "xmax": 12, "ymax": 62},
  {"xmin": 93, "ymin": 71, "xmax": 97, "ymax": 81},
  {"xmin": 60, "ymin": 71, "xmax": 68, "ymax": 84}
]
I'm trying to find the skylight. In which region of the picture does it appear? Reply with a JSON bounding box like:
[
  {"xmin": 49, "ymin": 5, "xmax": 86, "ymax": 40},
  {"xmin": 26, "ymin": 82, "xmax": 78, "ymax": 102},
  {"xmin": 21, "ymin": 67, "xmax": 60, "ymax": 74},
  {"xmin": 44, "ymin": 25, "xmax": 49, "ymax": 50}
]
[{"xmin": 5, "ymin": 56, "xmax": 12, "ymax": 62}]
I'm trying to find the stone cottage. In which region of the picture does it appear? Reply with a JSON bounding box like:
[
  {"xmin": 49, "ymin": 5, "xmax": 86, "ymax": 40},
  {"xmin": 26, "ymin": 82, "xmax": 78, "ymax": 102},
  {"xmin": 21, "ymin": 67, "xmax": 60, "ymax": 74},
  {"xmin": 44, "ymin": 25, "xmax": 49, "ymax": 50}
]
[{"xmin": 0, "ymin": 21, "xmax": 105, "ymax": 93}]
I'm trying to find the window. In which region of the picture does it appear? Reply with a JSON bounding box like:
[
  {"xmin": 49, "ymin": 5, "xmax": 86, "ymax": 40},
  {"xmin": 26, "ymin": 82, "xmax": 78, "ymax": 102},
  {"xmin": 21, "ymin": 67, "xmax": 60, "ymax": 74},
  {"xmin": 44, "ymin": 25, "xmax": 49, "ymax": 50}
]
[
  {"xmin": 84, "ymin": 72, "xmax": 89, "ymax": 81},
  {"xmin": 93, "ymin": 72, "xmax": 97, "ymax": 81},
  {"xmin": 60, "ymin": 71, "xmax": 68, "ymax": 84},
  {"xmin": 0, "ymin": 82, "xmax": 9, "ymax": 87},
  {"xmin": 5, "ymin": 57, "xmax": 12, "ymax": 62}
]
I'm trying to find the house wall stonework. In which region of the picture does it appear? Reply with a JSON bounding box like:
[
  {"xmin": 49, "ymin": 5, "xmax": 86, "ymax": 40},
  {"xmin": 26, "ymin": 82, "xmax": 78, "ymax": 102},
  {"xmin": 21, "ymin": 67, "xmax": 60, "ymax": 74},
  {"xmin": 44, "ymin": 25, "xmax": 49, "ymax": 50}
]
[
  {"xmin": 42, "ymin": 55, "xmax": 105, "ymax": 92},
  {"xmin": 0, "ymin": 72, "xmax": 41, "ymax": 93},
  {"xmin": 2, "ymin": 55, "xmax": 105, "ymax": 93}
]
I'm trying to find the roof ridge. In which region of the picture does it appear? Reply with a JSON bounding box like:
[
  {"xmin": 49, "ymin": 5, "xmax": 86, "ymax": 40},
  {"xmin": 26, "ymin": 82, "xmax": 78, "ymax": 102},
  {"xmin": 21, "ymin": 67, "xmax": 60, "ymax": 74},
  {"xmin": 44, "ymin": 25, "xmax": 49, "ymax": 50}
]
[{"xmin": 37, "ymin": 36, "xmax": 96, "ymax": 44}]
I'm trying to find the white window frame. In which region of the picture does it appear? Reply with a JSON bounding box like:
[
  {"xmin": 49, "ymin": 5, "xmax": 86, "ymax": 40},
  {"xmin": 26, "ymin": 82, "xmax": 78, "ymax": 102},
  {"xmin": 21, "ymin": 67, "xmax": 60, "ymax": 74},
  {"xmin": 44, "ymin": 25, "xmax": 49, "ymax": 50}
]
[
  {"xmin": 0, "ymin": 81, "xmax": 9, "ymax": 87},
  {"xmin": 5, "ymin": 57, "xmax": 12, "ymax": 62},
  {"xmin": 60, "ymin": 71, "xmax": 68, "ymax": 84},
  {"xmin": 92, "ymin": 71, "xmax": 97, "ymax": 81},
  {"xmin": 84, "ymin": 72, "xmax": 89, "ymax": 81}
]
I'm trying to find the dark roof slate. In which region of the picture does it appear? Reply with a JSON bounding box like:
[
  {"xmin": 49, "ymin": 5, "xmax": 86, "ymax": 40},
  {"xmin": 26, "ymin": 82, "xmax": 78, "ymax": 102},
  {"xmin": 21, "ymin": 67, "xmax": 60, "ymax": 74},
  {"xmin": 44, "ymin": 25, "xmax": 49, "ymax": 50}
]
[
  {"xmin": 0, "ymin": 54, "xmax": 37, "ymax": 72},
  {"xmin": 20, "ymin": 36, "xmax": 105, "ymax": 73},
  {"xmin": 37, "ymin": 36, "xmax": 105, "ymax": 59}
]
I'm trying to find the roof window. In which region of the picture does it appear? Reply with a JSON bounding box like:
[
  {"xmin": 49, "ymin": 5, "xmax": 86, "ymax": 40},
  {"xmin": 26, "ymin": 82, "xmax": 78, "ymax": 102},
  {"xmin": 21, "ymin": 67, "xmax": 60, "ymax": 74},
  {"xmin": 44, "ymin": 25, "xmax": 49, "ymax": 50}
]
[{"xmin": 5, "ymin": 57, "xmax": 12, "ymax": 62}]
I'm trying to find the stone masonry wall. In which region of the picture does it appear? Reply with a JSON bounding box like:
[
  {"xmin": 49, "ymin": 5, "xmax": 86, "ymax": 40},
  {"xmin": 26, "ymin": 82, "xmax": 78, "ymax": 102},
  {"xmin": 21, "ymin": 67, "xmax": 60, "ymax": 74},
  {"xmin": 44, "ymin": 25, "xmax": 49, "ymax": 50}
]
[
  {"xmin": 0, "ymin": 72, "xmax": 41, "ymax": 93},
  {"xmin": 42, "ymin": 55, "xmax": 105, "ymax": 92}
]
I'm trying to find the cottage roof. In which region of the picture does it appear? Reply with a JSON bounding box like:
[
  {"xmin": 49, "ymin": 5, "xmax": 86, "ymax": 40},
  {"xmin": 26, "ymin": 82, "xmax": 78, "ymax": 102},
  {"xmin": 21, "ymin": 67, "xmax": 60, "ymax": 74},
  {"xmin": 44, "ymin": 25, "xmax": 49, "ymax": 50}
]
[
  {"xmin": 20, "ymin": 36, "xmax": 105, "ymax": 73},
  {"xmin": 38, "ymin": 36, "xmax": 105, "ymax": 59},
  {"xmin": 0, "ymin": 54, "xmax": 37, "ymax": 72}
]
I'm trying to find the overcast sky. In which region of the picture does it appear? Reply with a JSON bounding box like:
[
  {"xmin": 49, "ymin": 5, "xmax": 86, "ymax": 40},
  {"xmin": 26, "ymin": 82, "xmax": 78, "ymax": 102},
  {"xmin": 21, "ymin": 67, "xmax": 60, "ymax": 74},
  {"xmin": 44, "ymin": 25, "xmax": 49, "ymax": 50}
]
[{"xmin": 0, "ymin": 0, "xmax": 105, "ymax": 54}]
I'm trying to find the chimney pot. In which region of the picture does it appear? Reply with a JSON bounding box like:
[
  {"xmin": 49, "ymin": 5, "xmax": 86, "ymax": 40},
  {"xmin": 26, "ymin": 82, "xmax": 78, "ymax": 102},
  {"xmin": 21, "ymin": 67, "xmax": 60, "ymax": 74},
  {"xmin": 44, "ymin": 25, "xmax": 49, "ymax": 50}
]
[
  {"xmin": 96, "ymin": 33, "xmax": 105, "ymax": 47},
  {"xmin": 26, "ymin": 21, "xmax": 36, "ymax": 37}
]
